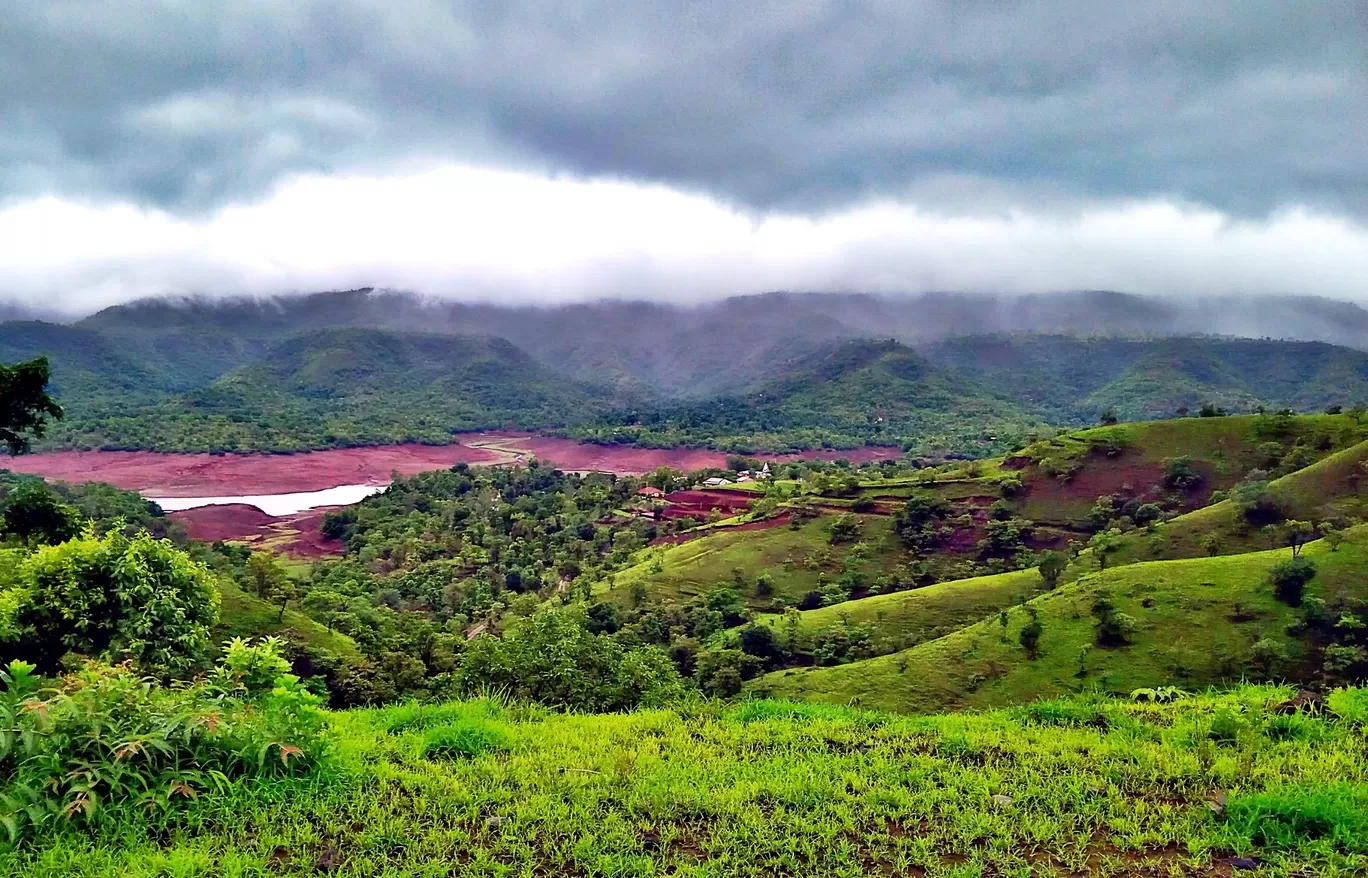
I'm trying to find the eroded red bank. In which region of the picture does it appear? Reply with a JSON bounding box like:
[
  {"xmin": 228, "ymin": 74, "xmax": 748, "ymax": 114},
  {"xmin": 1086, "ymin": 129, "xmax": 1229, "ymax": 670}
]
[{"xmin": 6, "ymin": 434, "xmax": 902, "ymax": 557}]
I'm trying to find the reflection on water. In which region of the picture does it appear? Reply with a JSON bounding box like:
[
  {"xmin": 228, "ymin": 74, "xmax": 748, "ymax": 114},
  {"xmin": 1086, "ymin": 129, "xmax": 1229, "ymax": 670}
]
[{"xmin": 147, "ymin": 484, "xmax": 385, "ymax": 517}]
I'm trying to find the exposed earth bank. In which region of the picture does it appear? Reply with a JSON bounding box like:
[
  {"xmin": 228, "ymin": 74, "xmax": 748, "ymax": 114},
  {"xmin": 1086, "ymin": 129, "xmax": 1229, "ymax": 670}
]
[
  {"xmin": 6, "ymin": 433, "xmax": 902, "ymax": 496},
  {"xmin": 8, "ymin": 434, "xmax": 903, "ymax": 557}
]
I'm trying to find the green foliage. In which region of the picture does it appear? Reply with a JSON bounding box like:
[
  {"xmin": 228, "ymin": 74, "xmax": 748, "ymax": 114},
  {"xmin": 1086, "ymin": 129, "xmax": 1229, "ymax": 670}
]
[
  {"xmin": 421, "ymin": 718, "xmax": 512, "ymax": 760},
  {"xmin": 0, "ymin": 356, "xmax": 62, "ymax": 455},
  {"xmin": 11, "ymin": 687, "xmax": 1368, "ymax": 875},
  {"xmin": 1227, "ymin": 784, "xmax": 1368, "ymax": 852},
  {"xmin": 1269, "ymin": 557, "xmax": 1316, "ymax": 606},
  {"xmin": 0, "ymin": 645, "xmax": 329, "ymax": 843},
  {"xmin": 1327, "ymin": 687, "xmax": 1368, "ymax": 725},
  {"xmin": 1090, "ymin": 592, "xmax": 1137, "ymax": 647},
  {"xmin": 0, "ymin": 482, "xmax": 79, "ymax": 545},
  {"xmin": 456, "ymin": 605, "xmax": 684, "ymax": 711},
  {"xmin": 11, "ymin": 529, "xmax": 220, "ymax": 675}
]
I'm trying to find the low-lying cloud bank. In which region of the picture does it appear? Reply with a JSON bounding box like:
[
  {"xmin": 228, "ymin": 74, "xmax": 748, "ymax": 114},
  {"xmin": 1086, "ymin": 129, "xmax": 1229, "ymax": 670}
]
[{"xmin": 9, "ymin": 164, "xmax": 1368, "ymax": 316}]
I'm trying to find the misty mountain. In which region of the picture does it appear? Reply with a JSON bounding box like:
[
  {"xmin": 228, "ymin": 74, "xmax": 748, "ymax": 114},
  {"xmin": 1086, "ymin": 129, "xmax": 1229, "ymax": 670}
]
[{"xmin": 7, "ymin": 288, "xmax": 1368, "ymax": 454}]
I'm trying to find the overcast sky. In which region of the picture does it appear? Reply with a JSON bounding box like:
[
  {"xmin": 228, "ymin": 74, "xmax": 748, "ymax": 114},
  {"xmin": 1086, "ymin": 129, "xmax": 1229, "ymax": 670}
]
[{"xmin": 3, "ymin": 1, "xmax": 1366, "ymax": 315}]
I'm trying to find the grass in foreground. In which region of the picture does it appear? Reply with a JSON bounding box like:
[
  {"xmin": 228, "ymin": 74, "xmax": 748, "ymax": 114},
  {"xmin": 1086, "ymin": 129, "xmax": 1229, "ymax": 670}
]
[{"xmin": 9, "ymin": 687, "xmax": 1368, "ymax": 877}]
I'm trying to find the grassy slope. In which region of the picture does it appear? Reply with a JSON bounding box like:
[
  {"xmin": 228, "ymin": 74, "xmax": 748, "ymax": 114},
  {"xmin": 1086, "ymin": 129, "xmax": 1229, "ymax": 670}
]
[
  {"xmin": 755, "ymin": 533, "xmax": 1368, "ymax": 714},
  {"xmin": 763, "ymin": 568, "xmax": 1041, "ymax": 652},
  {"xmin": 1108, "ymin": 437, "xmax": 1368, "ymax": 566},
  {"xmin": 215, "ymin": 579, "xmax": 363, "ymax": 662},
  {"xmin": 16, "ymin": 688, "xmax": 1368, "ymax": 877},
  {"xmin": 1011, "ymin": 414, "xmax": 1366, "ymax": 527},
  {"xmin": 605, "ymin": 513, "xmax": 908, "ymax": 608}
]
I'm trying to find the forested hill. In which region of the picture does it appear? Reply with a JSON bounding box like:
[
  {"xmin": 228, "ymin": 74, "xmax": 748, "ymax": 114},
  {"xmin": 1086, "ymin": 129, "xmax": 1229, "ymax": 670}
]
[{"xmin": 6, "ymin": 289, "xmax": 1368, "ymax": 452}]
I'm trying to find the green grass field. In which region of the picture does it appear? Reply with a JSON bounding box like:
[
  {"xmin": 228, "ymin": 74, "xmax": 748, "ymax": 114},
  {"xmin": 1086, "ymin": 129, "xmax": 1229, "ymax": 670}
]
[
  {"xmin": 12, "ymin": 687, "xmax": 1368, "ymax": 877},
  {"xmin": 605, "ymin": 513, "xmax": 909, "ymax": 608},
  {"xmin": 755, "ymin": 532, "xmax": 1368, "ymax": 715}
]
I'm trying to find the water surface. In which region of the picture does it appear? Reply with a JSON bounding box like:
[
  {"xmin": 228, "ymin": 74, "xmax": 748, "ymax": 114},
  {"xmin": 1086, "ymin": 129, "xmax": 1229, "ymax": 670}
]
[{"xmin": 149, "ymin": 484, "xmax": 384, "ymax": 516}]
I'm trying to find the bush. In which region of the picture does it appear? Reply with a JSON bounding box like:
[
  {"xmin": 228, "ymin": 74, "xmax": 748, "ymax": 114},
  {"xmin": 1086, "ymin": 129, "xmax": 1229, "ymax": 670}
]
[
  {"xmin": 1328, "ymin": 687, "xmax": 1368, "ymax": 725},
  {"xmin": 421, "ymin": 718, "xmax": 511, "ymax": 760},
  {"xmin": 0, "ymin": 646, "xmax": 330, "ymax": 841},
  {"xmin": 456, "ymin": 605, "xmax": 684, "ymax": 711},
  {"xmin": 12, "ymin": 529, "xmax": 220, "ymax": 676},
  {"xmin": 1270, "ymin": 557, "xmax": 1316, "ymax": 606},
  {"xmin": 1018, "ymin": 618, "xmax": 1043, "ymax": 658},
  {"xmin": 1091, "ymin": 593, "xmax": 1136, "ymax": 646}
]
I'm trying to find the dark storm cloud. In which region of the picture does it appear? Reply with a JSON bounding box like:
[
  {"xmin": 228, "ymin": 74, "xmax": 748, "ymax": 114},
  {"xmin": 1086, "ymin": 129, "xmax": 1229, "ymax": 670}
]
[{"xmin": 1, "ymin": 1, "xmax": 1365, "ymax": 215}]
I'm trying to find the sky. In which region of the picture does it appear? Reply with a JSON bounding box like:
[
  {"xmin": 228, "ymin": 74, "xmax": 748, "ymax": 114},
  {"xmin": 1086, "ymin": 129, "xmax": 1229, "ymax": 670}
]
[{"xmin": 2, "ymin": 1, "xmax": 1366, "ymax": 315}]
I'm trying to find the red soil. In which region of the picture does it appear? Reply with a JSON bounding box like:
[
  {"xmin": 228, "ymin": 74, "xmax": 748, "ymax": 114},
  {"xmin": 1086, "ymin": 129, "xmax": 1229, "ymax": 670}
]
[
  {"xmin": 8, "ymin": 435, "xmax": 903, "ymax": 496},
  {"xmin": 651, "ymin": 512, "xmax": 792, "ymax": 546},
  {"xmin": 10, "ymin": 434, "xmax": 900, "ymax": 558},
  {"xmin": 7, "ymin": 443, "xmax": 503, "ymax": 497},
  {"xmin": 169, "ymin": 504, "xmax": 276, "ymax": 543},
  {"xmin": 169, "ymin": 504, "xmax": 346, "ymax": 559}
]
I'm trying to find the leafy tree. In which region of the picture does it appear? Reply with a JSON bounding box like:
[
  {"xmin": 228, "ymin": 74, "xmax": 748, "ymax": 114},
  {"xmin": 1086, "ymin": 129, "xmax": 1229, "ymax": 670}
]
[
  {"xmin": 1019, "ymin": 609, "xmax": 1043, "ymax": 658},
  {"xmin": 828, "ymin": 513, "xmax": 862, "ymax": 544},
  {"xmin": 1098, "ymin": 409, "xmax": 1118, "ymax": 426},
  {"xmin": 1091, "ymin": 592, "xmax": 1136, "ymax": 647},
  {"xmin": 737, "ymin": 623, "xmax": 779, "ymax": 663},
  {"xmin": 0, "ymin": 356, "xmax": 62, "ymax": 455},
  {"xmin": 1161, "ymin": 455, "xmax": 1203, "ymax": 490},
  {"xmin": 1037, "ymin": 551, "xmax": 1069, "ymax": 590},
  {"xmin": 1, "ymin": 482, "xmax": 79, "ymax": 545},
  {"xmin": 1282, "ymin": 520, "xmax": 1314, "ymax": 557},
  {"xmin": 456, "ymin": 605, "xmax": 683, "ymax": 711},
  {"xmin": 754, "ymin": 572, "xmax": 775, "ymax": 598},
  {"xmin": 1321, "ymin": 521, "xmax": 1344, "ymax": 552},
  {"xmin": 1270, "ymin": 557, "xmax": 1316, "ymax": 606},
  {"xmin": 13, "ymin": 529, "xmax": 220, "ymax": 675}
]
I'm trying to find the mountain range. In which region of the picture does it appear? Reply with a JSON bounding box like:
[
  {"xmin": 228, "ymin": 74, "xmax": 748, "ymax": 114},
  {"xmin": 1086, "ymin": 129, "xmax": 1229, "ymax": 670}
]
[{"xmin": 7, "ymin": 289, "xmax": 1368, "ymax": 453}]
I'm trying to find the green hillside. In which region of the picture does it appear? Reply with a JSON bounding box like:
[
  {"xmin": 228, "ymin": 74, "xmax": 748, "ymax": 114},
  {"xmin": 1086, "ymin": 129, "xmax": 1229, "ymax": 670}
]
[
  {"xmin": 574, "ymin": 338, "xmax": 1043, "ymax": 454},
  {"xmin": 923, "ymin": 334, "xmax": 1368, "ymax": 423},
  {"xmin": 28, "ymin": 328, "xmax": 625, "ymax": 452},
  {"xmin": 755, "ymin": 531, "xmax": 1368, "ymax": 713}
]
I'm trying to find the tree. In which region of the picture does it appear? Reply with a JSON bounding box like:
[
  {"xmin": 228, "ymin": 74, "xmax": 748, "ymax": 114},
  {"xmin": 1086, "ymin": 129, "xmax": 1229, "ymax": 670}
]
[
  {"xmin": 754, "ymin": 572, "xmax": 775, "ymax": 598},
  {"xmin": 1019, "ymin": 609, "xmax": 1043, "ymax": 659},
  {"xmin": 247, "ymin": 550, "xmax": 289, "ymax": 600},
  {"xmin": 1037, "ymin": 551, "xmax": 1069, "ymax": 590},
  {"xmin": 1088, "ymin": 529, "xmax": 1121, "ymax": 571},
  {"xmin": 1320, "ymin": 521, "xmax": 1344, "ymax": 552},
  {"xmin": 0, "ymin": 357, "xmax": 62, "ymax": 456},
  {"xmin": 1091, "ymin": 592, "xmax": 1136, "ymax": 646},
  {"xmin": 1269, "ymin": 557, "xmax": 1315, "ymax": 606},
  {"xmin": 1, "ymin": 482, "xmax": 79, "ymax": 545},
  {"xmin": 1161, "ymin": 456, "xmax": 1203, "ymax": 491},
  {"xmin": 1098, "ymin": 409, "xmax": 1118, "ymax": 426},
  {"xmin": 828, "ymin": 513, "xmax": 862, "ymax": 544},
  {"xmin": 1282, "ymin": 520, "xmax": 1315, "ymax": 557},
  {"xmin": 14, "ymin": 529, "xmax": 220, "ymax": 675}
]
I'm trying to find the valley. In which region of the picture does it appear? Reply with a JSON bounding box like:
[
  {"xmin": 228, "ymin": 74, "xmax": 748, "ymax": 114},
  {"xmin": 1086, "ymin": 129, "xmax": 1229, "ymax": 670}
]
[{"xmin": 5, "ymin": 292, "xmax": 1368, "ymax": 875}]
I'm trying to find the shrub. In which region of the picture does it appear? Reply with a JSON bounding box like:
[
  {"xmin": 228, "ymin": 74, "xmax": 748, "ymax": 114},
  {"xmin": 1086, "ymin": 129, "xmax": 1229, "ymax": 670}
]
[
  {"xmin": 1018, "ymin": 617, "xmax": 1043, "ymax": 658},
  {"xmin": 456, "ymin": 605, "xmax": 684, "ymax": 711},
  {"xmin": 1328, "ymin": 687, "xmax": 1368, "ymax": 725},
  {"xmin": 1208, "ymin": 707, "xmax": 1247, "ymax": 744},
  {"xmin": 1162, "ymin": 455, "xmax": 1203, "ymax": 490},
  {"xmin": 13, "ymin": 529, "xmax": 220, "ymax": 676},
  {"xmin": 1270, "ymin": 557, "xmax": 1316, "ymax": 606},
  {"xmin": 421, "ymin": 718, "xmax": 511, "ymax": 760},
  {"xmin": 1037, "ymin": 551, "xmax": 1068, "ymax": 590},
  {"xmin": 0, "ymin": 647, "xmax": 330, "ymax": 841},
  {"xmin": 1091, "ymin": 593, "xmax": 1136, "ymax": 646}
]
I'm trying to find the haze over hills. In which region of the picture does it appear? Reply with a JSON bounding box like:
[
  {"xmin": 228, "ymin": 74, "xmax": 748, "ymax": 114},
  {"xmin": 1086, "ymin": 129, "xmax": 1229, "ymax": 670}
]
[{"xmin": 7, "ymin": 288, "xmax": 1368, "ymax": 453}]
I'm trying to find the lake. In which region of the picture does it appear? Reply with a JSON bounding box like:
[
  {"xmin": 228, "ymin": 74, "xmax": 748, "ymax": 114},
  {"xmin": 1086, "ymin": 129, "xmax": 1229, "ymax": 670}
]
[{"xmin": 148, "ymin": 484, "xmax": 385, "ymax": 517}]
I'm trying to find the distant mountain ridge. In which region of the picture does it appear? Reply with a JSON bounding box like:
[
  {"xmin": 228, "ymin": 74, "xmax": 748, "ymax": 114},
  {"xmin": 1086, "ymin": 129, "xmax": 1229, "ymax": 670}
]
[{"xmin": 6, "ymin": 289, "xmax": 1368, "ymax": 453}]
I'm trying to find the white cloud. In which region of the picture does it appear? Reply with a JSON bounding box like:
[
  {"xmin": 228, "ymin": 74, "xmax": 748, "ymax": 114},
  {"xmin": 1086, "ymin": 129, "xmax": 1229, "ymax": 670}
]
[{"xmin": 6, "ymin": 164, "xmax": 1367, "ymax": 316}]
